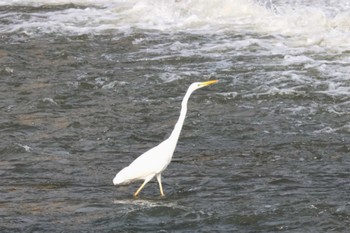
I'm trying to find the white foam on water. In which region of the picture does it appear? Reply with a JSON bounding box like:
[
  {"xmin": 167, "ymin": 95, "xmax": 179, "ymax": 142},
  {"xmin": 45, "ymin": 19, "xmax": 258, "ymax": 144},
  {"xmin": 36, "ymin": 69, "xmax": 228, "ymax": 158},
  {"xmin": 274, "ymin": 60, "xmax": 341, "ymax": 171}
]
[
  {"xmin": 0, "ymin": 0, "xmax": 111, "ymax": 6},
  {"xmin": 113, "ymin": 198, "xmax": 189, "ymax": 214},
  {"xmin": 283, "ymin": 55, "xmax": 315, "ymax": 66},
  {"xmin": 42, "ymin": 97, "xmax": 58, "ymax": 105},
  {"xmin": 314, "ymin": 123, "xmax": 350, "ymax": 134},
  {"xmin": 1, "ymin": 0, "xmax": 350, "ymax": 49},
  {"xmin": 15, "ymin": 143, "xmax": 32, "ymax": 152},
  {"xmin": 1, "ymin": 0, "xmax": 350, "ymax": 97}
]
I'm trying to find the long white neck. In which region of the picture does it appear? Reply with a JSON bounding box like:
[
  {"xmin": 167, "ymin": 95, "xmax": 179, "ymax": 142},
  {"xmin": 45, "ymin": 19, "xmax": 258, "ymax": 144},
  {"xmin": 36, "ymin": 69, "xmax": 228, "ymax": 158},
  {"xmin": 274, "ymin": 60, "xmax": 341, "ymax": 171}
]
[{"xmin": 168, "ymin": 87, "xmax": 194, "ymax": 144}]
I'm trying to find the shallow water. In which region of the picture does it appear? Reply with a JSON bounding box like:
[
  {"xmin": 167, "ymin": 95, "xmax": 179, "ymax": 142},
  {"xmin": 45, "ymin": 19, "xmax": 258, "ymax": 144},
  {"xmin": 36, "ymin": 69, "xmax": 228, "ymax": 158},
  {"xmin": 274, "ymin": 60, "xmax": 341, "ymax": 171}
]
[{"xmin": 1, "ymin": 0, "xmax": 350, "ymax": 232}]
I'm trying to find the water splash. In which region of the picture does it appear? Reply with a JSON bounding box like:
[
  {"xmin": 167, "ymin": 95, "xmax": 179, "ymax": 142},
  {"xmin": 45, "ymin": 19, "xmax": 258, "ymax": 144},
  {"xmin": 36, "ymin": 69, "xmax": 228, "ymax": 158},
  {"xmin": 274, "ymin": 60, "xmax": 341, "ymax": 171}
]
[{"xmin": 1, "ymin": 0, "xmax": 350, "ymax": 49}]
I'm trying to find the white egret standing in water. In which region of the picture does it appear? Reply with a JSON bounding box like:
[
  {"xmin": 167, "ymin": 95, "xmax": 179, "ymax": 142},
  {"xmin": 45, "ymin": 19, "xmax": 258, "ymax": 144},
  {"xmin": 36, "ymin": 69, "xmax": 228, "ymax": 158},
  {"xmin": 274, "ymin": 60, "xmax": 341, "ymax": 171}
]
[{"xmin": 113, "ymin": 80, "xmax": 218, "ymax": 197}]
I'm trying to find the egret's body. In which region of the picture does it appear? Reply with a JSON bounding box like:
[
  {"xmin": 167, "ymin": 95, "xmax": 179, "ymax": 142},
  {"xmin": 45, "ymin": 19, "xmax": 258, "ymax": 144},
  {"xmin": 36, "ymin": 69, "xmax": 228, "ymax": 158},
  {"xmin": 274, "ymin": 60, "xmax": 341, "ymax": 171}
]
[{"xmin": 113, "ymin": 80, "xmax": 218, "ymax": 197}]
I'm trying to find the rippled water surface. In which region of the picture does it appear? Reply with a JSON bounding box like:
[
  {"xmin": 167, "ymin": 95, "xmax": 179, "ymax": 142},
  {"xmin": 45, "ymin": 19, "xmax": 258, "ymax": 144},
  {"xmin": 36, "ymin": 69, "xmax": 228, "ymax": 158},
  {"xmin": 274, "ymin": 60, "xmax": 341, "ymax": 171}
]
[{"xmin": 1, "ymin": 0, "xmax": 350, "ymax": 232}]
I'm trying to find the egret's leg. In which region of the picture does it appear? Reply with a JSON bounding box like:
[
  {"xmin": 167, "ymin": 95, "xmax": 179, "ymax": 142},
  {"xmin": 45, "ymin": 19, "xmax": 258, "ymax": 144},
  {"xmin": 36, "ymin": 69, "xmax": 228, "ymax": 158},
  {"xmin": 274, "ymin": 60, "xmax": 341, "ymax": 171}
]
[
  {"xmin": 134, "ymin": 179, "xmax": 149, "ymax": 197},
  {"xmin": 156, "ymin": 174, "xmax": 165, "ymax": 196}
]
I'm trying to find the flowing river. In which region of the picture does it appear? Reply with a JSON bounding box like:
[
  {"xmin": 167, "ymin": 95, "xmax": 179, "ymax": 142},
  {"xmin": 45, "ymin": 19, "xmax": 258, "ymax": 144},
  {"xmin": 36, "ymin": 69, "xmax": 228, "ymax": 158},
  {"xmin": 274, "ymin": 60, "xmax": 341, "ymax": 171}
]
[{"xmin": 1, "ymin": 0, "xmax": 350, "ymax": 232}]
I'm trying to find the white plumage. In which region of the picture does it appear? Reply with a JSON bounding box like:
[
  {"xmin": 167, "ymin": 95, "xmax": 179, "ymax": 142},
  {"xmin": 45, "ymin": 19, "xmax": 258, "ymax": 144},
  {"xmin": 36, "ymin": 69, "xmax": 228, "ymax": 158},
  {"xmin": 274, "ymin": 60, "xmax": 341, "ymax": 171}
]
[{"xmin": 113, "ymin": 80, "xmax": 218, "ymax": 197}]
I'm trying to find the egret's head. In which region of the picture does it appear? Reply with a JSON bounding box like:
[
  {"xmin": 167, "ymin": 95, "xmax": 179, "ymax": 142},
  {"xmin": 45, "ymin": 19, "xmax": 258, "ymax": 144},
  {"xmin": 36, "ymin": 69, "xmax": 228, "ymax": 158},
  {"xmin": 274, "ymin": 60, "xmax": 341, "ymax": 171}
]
[{"xmin": 190, "ymin": 80, "xmax": 218, "ymax": 91}]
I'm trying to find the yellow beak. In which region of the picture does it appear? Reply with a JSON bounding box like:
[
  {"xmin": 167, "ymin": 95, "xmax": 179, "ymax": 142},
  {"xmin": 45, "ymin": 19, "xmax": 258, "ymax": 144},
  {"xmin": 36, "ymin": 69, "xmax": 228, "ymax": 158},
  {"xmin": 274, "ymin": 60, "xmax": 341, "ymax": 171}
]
[{"xmin": 200, "ymin": 80, "xmax": 219, "ymax": 87}]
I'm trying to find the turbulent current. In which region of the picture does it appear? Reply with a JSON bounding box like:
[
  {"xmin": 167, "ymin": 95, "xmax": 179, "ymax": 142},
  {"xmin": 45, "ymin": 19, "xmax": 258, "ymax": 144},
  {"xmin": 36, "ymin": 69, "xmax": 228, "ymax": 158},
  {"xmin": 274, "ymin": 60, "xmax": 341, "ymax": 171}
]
[{"xmin": 1, "ymin": 0, "xmax": 350, "ymax": 232}]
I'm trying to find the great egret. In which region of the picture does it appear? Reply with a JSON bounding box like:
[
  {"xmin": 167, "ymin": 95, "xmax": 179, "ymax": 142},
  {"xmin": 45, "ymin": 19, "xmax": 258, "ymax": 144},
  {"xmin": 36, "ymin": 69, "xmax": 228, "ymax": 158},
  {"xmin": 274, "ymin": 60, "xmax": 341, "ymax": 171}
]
[{"xmin": 113, "ymin": 80, "xmax": 218, "ymax": 197}]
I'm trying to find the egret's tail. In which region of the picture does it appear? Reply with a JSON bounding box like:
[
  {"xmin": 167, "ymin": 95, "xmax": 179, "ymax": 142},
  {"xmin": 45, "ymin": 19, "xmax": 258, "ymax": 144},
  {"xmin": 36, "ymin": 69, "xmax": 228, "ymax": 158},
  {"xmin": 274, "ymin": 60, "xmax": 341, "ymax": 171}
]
[{"xmin": 113, "ymin": 166, "xmax": 131, "ymax": 185}]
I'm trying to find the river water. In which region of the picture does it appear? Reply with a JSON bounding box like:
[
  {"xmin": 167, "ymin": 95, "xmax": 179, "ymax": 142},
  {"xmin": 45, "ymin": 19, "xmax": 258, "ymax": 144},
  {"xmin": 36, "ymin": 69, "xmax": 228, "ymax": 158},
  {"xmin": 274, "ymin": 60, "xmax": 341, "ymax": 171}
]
[{"xmin": 1, "ymin": 0, "xmax": 350, "ymax": 232}]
